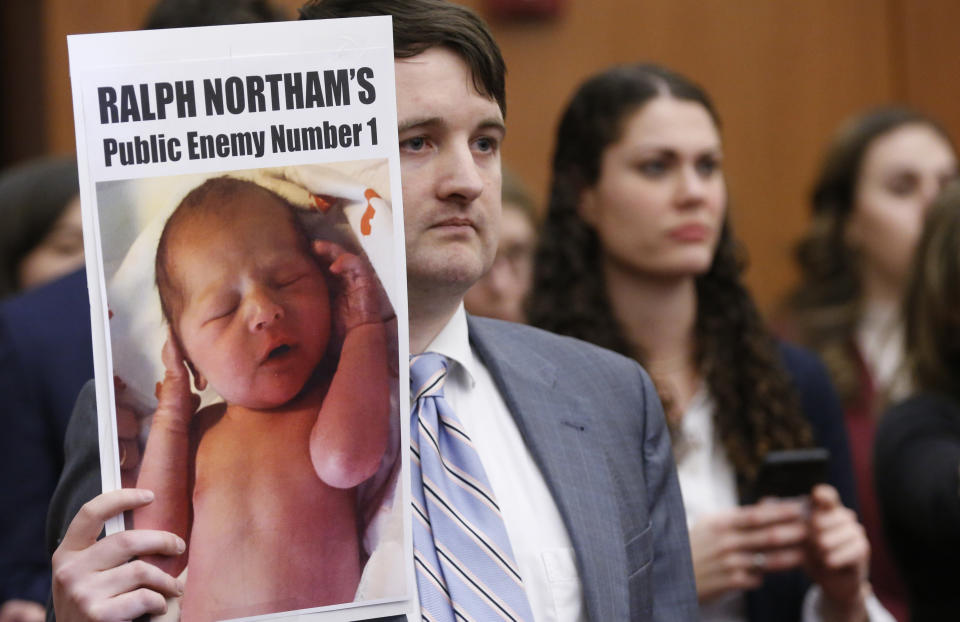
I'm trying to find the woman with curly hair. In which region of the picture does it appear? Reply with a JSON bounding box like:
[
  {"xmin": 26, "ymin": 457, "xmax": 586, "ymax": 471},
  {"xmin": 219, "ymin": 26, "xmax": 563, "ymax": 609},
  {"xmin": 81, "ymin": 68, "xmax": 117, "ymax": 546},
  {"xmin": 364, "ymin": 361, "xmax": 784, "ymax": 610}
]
[
  {"xmin": 530, "ymin": 64, "xmax": 888, "ymax": 621},
  {"xmin": 783, "ymin": 108, "xmax": 957, "ymax": 620},
  {"xmin": 875, "ymin": 181, "xmax": 960, "ymax": 621}
]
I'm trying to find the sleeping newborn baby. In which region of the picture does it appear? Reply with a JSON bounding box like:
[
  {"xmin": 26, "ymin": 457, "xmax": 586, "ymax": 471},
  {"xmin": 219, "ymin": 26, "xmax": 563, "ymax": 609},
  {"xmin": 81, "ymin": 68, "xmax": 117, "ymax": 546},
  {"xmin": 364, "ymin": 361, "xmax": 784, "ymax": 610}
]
[{"xmin": 134, "ymin": 176, "xmax": 391, "ymax": 621}]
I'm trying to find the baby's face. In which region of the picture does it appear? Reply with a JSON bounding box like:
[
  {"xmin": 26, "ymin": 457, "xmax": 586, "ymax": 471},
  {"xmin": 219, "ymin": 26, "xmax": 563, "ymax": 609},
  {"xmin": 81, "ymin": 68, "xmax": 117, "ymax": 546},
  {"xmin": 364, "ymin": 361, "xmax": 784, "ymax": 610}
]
[{"xmin": 171, "ymin": 194, "xmax": 331, "ymax": 409}]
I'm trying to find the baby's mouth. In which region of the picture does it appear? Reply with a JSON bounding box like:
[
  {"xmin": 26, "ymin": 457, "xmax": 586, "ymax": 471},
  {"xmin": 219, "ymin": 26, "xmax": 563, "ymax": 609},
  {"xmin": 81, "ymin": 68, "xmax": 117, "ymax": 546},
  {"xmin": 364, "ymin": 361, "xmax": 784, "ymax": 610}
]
[{"xmin": 267, "ymin": 344, "xmax": 292, "ymax": 360}]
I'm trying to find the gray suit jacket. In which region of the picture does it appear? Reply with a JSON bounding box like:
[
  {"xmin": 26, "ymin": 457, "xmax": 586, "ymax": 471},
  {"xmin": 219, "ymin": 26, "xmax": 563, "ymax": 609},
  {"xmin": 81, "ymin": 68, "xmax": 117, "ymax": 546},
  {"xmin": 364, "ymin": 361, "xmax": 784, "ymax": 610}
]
[
  {"xmin": 45, "ymin": 317, "xmax": 697, "ymax": 621},
  {"xmin": 467, "ymin": 316, "xmax": 697, "ymax": 621}
]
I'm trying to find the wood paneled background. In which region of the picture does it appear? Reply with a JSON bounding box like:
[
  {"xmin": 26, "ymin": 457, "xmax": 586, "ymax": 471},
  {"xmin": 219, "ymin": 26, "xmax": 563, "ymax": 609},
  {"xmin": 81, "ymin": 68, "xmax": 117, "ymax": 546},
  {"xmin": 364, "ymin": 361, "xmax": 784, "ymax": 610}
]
[{"xmin": 3, "ymin": 0, "xmax": 958, "ymax": 310}]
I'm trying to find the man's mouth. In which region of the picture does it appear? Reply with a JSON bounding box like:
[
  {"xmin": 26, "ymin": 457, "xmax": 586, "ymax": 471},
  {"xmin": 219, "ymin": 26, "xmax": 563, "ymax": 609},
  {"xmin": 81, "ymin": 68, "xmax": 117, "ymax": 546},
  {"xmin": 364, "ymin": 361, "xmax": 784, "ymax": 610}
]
[{"xmin": 433, "ymin": 217, "xmax": 475, "ymax": 229}]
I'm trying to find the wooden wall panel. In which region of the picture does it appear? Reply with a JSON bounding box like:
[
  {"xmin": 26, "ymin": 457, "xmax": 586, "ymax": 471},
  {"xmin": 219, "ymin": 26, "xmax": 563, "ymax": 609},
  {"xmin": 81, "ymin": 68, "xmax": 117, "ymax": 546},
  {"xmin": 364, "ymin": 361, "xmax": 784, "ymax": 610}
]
[
  {"xmin": 7, "ymin": 0, "xmax": 960, "ymax": 311},
  {"xmin": 39, "ymin": 0, "xmax": 303, "ymax": 156},
  {"xmin": 41, "ymin": 1, "xmax": 157, "ymax": 158},
  {"xmin": 897, "ymin": 0, "xmax": 960, "ymax": 142},
  {"xmin": 0, "ymin": 2, "xmax": 44, "ymax": 165}
]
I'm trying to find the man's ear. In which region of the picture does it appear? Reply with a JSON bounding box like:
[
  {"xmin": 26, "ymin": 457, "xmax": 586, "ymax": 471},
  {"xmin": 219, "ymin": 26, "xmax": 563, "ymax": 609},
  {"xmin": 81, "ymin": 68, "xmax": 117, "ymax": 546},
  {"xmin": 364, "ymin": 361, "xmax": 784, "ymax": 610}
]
[{"xmin": 186, "ymin": 360, "xmax": 207, "ymax": 391}]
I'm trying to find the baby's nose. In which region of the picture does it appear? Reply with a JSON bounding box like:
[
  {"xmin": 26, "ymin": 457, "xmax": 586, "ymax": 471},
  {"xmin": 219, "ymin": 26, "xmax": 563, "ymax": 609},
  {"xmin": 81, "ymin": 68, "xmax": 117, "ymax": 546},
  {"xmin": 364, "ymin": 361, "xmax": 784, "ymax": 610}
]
[{"xmin": 247, "ymin": 291, "xmax": 284, "ymax": 330}]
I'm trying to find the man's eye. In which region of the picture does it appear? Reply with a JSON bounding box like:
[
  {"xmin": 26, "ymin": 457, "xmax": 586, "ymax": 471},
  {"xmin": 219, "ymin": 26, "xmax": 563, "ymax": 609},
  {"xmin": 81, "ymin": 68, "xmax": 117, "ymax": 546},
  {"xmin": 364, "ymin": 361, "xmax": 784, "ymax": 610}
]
[
  {"xmin": 401, "ymin": 136, "xmax": 427, "ymax": 152},
  {"xmin": 474, "ymin": 136, "xmax": 498, "ymax": 153}
]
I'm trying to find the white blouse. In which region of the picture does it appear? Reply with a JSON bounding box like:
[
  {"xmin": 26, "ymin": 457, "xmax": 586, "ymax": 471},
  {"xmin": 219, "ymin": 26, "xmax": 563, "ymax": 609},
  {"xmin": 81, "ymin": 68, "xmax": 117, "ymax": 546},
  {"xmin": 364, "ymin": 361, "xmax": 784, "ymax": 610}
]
[{"xmin": 675, "ymin": 386, "xmax": 894, "ymax": 622}]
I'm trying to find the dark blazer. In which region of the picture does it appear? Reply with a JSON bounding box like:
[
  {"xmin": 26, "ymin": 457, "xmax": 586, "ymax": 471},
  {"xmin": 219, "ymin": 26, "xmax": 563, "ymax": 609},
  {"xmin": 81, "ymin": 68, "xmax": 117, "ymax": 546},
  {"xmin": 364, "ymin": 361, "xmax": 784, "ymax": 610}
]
[
  {"xmin": 745, "ymin": 342, "xmax": 859, "ymax": 622},
  {"xmin": 45, "ymin": 315, "xmax": 699, "ymax": 621},
  {"xmin": 0, "ymin": 270, "xmax": 93, "ymax": 605},
  {"xmin": 875, "ymin": 392, "xmax": 960, "ymax": 622}
]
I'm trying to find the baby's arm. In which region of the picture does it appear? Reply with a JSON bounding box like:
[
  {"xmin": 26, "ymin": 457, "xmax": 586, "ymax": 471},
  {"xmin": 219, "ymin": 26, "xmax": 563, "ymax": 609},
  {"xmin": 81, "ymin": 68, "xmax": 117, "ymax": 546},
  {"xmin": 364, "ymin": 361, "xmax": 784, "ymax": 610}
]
[
  {"xmin": 133, "ymin": 335, "xmax": 200, "ymax": 577},
  {"xmin": 309, "ymin": 242, "xmax": 391, "ymax": 489}
]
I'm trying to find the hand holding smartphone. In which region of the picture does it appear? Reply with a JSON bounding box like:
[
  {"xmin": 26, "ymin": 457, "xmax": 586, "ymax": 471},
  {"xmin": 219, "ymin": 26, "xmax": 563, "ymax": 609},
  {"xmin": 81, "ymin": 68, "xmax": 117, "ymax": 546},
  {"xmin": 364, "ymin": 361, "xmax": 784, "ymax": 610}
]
[{"xmin": 753, "ymin": 448, "xmax": 829, "ymax": 499}]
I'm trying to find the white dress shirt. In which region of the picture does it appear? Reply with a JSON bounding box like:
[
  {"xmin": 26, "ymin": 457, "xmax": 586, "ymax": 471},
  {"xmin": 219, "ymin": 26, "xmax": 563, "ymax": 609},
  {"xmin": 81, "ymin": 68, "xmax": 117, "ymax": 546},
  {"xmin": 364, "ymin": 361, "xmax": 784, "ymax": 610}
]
[{"xmin": 420, "ymin": 305, "xmax": 587, "ymax": 622}]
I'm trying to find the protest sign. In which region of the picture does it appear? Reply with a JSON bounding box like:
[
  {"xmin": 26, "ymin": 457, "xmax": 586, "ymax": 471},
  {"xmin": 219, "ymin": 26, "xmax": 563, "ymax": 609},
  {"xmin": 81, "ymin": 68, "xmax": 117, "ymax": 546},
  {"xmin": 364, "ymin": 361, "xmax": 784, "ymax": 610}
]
[{"xmin": 69, "ymin": 17, "xmax": 413, "ymax": 622}]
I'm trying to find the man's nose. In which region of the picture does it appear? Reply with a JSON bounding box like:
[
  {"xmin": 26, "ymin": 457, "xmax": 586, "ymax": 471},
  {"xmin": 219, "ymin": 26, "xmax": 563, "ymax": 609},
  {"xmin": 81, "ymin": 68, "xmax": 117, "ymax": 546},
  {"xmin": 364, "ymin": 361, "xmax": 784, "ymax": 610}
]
[
  {"xmin": 436, "ymin": 143, "xmax": 484, "ymax": 203},
  {"xmin": 246, "ymin": 288, "xmax": 284, "ymax": 331}
]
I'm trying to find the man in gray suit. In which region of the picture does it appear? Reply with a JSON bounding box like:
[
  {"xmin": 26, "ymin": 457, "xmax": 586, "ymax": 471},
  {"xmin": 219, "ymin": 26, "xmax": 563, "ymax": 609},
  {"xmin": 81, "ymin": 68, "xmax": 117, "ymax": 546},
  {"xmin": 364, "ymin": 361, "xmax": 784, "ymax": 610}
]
[{"xmin": 47, "ymin": 1, "xmax": 697, "ymax": 619}]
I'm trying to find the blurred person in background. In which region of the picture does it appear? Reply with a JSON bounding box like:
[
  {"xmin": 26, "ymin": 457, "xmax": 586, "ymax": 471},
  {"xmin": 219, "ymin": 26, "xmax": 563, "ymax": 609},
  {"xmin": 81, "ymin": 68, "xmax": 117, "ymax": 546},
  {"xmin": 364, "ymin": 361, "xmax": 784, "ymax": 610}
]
[
  {"xmin": 0, "ymin": 156, "xmax": 82, "ymax": 622},
  {"xmin": 874, "ymin": 180, "xmax": 960, "ymax": 621},
  {"xmin": 782, "ymin": 107, "xmax": 958, "ymax": 620},
  {"xmin": 0, "ymin": 271, "xmax": 92, "ymax": 622},
  {"xmin": 530, "ymin": 63, "xmax": 889, "ymax": 622},
  {"xmin": 0, "ymin": 3, "xmax": 285, "ymax": 620},
  {"xmin": 0, "ymin": 157, "xmax": 82, "ymax": 301},
  {"xmin": 464, "ymin": 168, "xmax": 538, "ymax": 323}
]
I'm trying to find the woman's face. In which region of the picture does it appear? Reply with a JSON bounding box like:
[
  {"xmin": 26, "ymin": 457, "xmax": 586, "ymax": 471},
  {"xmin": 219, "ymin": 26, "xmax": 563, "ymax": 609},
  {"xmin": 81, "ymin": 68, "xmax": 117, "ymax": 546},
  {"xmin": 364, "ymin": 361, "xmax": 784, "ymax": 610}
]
[
  {"xmin": 463, "ymin": 202, "xmax": 537, "ymax": 323},
  {"xmin": 579, "ymin": 96, "xmax": 726, "ymax": 280},
  {"xmin": 847, "ymin": 123, "xmax": 958, "ymax": 298},
  {"xmin": 17, "ymin": 196, "xmax": 85, "ymax": 290}
]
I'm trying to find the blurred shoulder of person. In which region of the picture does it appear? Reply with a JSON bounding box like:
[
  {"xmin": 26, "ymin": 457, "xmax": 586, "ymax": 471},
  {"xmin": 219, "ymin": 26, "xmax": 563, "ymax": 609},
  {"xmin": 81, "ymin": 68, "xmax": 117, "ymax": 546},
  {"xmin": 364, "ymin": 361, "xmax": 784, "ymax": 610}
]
[{"xmin": 875, "ymin": 180, "xmax": 960, "ymax": 622}]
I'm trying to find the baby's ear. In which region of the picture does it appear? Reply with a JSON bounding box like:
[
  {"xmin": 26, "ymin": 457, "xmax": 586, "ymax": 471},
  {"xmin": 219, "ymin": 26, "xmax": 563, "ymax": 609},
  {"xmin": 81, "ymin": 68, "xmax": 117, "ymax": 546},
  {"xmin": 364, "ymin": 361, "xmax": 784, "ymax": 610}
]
[{"xmin": 185, "ymin": 360, "xmax": 208, "ymax": 391}]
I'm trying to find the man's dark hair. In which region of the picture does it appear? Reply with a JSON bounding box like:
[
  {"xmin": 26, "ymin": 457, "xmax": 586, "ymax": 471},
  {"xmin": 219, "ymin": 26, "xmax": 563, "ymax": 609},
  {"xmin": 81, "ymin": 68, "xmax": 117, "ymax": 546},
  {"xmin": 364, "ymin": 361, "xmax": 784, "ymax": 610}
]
[{"xmin": 299, "ymin": 0, "xmax": 506, "ymax": 117}]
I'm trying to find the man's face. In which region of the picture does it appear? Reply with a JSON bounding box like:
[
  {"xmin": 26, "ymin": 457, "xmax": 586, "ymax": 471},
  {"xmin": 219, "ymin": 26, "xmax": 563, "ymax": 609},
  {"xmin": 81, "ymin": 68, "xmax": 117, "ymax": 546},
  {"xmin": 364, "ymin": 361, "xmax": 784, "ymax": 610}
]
[{"xmin": 394, "ymin": 47, "xmax": 505, "ymax": 304}]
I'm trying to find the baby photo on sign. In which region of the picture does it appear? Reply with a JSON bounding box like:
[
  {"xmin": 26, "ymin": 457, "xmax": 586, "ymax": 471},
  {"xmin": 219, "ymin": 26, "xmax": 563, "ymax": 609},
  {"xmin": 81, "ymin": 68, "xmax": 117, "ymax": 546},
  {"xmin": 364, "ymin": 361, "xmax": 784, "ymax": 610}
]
[{"xmin": 97, "ymin": 161, "xmax": 403, "ymax": 621}]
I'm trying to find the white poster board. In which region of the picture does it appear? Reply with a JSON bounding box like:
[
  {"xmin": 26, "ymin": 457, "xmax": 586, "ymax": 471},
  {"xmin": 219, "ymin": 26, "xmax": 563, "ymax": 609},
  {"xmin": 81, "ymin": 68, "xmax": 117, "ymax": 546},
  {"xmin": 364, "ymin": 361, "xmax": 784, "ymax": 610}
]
[{"xmin": 69, "ymin": 17, "xmax": 413, "ymax": 622}]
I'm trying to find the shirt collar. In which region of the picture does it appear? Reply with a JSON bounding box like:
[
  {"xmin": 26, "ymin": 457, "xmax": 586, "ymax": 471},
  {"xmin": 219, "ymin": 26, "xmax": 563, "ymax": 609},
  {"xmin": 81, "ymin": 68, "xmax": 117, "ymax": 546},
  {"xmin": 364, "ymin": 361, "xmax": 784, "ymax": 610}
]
[{"xmin": 423, "ymin": 303, "xmax": 477, "ymax": 389}]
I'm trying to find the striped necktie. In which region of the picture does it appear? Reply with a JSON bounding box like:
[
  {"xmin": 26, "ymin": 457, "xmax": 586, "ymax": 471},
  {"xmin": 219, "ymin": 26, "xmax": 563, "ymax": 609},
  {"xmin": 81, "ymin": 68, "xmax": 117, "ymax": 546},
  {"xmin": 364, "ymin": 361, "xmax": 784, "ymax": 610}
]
[{"xmin": 409, "ymin": 352, "xmax": 534, "ymax": 622}]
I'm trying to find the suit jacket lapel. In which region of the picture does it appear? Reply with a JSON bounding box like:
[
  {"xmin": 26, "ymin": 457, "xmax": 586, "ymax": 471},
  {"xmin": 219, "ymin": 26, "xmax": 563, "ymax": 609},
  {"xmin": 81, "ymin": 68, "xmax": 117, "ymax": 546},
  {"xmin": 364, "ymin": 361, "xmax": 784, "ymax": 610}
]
[{"xmin": 468, "ymin": 316, "xmax": 630, "ymax": 621}]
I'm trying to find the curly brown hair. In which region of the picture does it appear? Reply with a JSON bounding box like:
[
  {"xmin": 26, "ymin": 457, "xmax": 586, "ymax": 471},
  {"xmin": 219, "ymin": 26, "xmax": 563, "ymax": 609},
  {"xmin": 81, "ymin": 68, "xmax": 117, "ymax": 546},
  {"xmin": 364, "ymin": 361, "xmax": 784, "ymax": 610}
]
[
  {"xmin": 903, "ymin": 181, "xmax": 960, "ymax": 399},
  {"xmin": 784, "ymin": 107, "xmax": 956, "ymax": 406},
  {"xmin": 529, "ymin": 64, "xmax": 812, "ymax": 486}
]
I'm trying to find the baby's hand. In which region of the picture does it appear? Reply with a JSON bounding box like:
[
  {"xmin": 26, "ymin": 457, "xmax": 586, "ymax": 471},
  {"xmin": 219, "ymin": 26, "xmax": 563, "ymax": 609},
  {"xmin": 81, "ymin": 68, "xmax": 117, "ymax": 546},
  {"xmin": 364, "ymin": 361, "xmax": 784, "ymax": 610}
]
[
  {"xmin": 153, "ymin": 333, "xmax": 201, "ymax": 430},
  {"xmin": 312, "ymin": 240, "xmax": 382, "ymax": 332}
]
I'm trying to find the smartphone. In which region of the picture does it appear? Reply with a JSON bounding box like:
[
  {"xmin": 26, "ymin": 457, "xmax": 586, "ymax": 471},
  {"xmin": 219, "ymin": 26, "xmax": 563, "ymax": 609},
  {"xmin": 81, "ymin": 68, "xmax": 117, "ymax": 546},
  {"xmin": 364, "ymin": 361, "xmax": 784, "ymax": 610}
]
[{"xmin": 753, "ymin": 448, "xmax": 829, "ymax": 499}]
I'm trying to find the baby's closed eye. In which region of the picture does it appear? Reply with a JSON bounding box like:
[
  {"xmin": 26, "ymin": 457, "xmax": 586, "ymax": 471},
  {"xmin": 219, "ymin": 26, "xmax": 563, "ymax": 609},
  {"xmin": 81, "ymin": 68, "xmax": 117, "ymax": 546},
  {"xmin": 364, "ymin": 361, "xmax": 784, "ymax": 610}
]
[
  {"xmin": 269, "ymin": 256, "xmax": 317, "ymax": 288},
  {"xmin": 275, "ymin": 272, "xmax": 306, "ymax": 288},
  {"xmin": 203, "ymin": 296, "xmax": 239, "ymax": 324}
]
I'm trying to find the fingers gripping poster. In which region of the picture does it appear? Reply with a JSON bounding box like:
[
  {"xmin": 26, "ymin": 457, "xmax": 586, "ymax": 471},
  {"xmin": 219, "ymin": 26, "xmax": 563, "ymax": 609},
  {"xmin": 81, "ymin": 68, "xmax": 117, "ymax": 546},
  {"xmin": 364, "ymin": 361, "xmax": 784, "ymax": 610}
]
[{"xmin": 68, "ymin": 18, "xmax": 414, "ymax": 622}]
